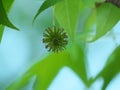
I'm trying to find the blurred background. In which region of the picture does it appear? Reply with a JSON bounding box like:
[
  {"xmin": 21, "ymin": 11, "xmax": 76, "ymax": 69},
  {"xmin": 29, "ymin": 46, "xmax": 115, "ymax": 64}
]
[{"xmin": 0, "ymin": 0, "xmax": 120, "ymax": 90}]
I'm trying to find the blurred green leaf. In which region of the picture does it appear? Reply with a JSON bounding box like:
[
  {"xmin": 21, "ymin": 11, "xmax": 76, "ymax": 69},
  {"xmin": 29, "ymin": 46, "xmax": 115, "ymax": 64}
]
[
  {"xmin": 77, "ymin": 9, "xmax": 96, "ymax": 42},
  {"xmin": 92, "ymin": 3, "xmax": 120, "ymax": 41},
  {"xmin": 7, "ymin": 52, "xmax": 71, "ymax": 90},
  {"xmin": 82, "ymin": 0, "xmax": 99, "ymax": 7},
  {"xmin": 55, "ymin": 0, "xmax": 81, "ymax": 40},
  {"xmin": 81, "ymin": 0, "xmax": 104, "ymax": 8},
  {"xmin": 0, "ymin": 0, "xmax": 16, "ymax": 42},
  {"xmin": 33, "ymin": 0, "xmax": 63, "ymax": 22},
  {"xmin": 33, "ymin": 52, "xmax": 71, "ymax": 90},
  {"xmin": 2, "ymin": 0, "xmax": 14, "ymax": 12},
  {"xmin": 94, "ymin": 46, "xmax": 120, "ymax": 90},
  {"xmin": 0, "ymin": 25, "xmax": 4, "ymax": 42},
  {"xmin": 7, "ymin": 43, "xmax": 89, "ymax": 89},
  {"xmin": 68, "ymin": 43, "xmax": 89, "ymax": 86},
  {"xmin": 0, "ymin": 0, "xmax": 18, "ymax": 30},
  {"xmin": 84, "ymin": 9, "xmax": 96, "ymax": 33}
]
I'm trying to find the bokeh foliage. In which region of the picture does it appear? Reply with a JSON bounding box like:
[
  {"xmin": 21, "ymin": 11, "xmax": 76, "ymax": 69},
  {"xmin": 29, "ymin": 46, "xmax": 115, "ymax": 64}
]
[{"xmin": 0, "ymin": 0, "xmax": 120, "ymax": 90}]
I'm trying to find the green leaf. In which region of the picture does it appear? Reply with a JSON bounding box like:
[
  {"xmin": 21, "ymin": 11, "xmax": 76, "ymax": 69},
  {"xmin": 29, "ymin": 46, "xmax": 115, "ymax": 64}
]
[
  {"xmin": 82, "ymin": 0, "xmax": 96, "ymax": 7},
  {"xmin": 0, "ymin": 25, "xmax": 4, "ymax": 42},
  {"xmin": 7, "ymin": 52, "xmax": 71, "ymax": 90},
  {"xmin": 33, "ymin": 52, "xmax": 71, "ymax": 90},
  {"xmin": 94, "ymin": 46, "xmax": 120, "ymax": 90},
  {"xmin": 68, "ymin": 43, "xmax": 89, "ymax": 86},
  {"xmin": 55, "ymin": 0, "xmax": 81, "ymax": 40},
  {"xmin": 33, "ymin": 0, "xmax": 64, "ymax": 22},
  {"xmin": 77, "ymin": 9, "xmax": 96, "ymax": 42},
  {"xmin": 81, "ymin": 0, "xmax": 104, "ymax": 7},
  {"xmin": 92, "ymin": 3, "xmax": 120, "ymax": 41},
  {"xmin": 2, "ymin": 0, "xmax": 14, "ymax": 12},
  {"xmin": 83, "ymin": 9, "xmax": 96, "ymax": 41},
  {"xmin": 0, "ymin": 0, "xmax": 18, "ymax": 30},
  {"xmin": 7, "ymin": 43, "xmax": 88, "ymax": 89},
  {"xmin": 0, "ymin": 0, "xmax": 14, "ymax": 43}
]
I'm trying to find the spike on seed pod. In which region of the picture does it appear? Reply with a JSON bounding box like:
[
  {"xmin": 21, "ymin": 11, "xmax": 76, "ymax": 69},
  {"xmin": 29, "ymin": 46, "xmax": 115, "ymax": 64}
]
[{"xmin": 43, "ymin": 26, "xmax": 68, "ymax": 53}]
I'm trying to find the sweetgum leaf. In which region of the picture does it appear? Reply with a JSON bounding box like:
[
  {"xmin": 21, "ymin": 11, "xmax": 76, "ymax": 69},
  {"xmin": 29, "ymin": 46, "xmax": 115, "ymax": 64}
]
[
  {"xmin": 33, "ymin": 0, "xmax": 63, "ymax": 22},
  {"xmin": 0, "ymin": 0, "xmax": 18, "ymax": 43},
  {"xmin": 94, "ymin": 46, "xmax": 120, "ymax": 90},
  {"xmin": 2, "ymin": 0, "xmax": 14, "ymax": 12},
  {"xmin": 55, "ymin": 0, "xmax": 81, "ymax": 40},
  {"xmin": 7, "ymin": 43, "xmax": 88, "ymax": 90},
  {"xmin": 0, "ymin": 0, "xmax": 18, "ymax": 30},
  {"xmin": 92, "ymin": 3, "xmax": 120, "ymax": 41},
  {"xmin": 7, "ymin": 52, "xmax": 71, "ymax": 90}
]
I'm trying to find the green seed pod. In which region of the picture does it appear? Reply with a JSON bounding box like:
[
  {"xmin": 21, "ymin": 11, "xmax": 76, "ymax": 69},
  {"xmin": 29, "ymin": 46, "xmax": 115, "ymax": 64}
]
[{"xmin": 43, "ymin": 26, "xmax": 68, "ymax": 53}]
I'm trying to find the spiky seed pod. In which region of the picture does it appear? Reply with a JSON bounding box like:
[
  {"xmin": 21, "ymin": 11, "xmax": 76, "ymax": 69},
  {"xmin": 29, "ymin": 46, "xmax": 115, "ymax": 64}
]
[
  {"xmin": 43, "ymin": 26, "xmax": 68, "ymax": 53},
  {"xmin": 105, "ymin": 0, "xmax": 120, "ymax": 8}
]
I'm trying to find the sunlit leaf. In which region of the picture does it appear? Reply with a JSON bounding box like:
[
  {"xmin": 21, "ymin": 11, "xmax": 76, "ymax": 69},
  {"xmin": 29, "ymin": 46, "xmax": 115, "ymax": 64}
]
[
  {"xmin": 33, "ymin": 52, "xmax": 72, "ymax": 90},
  {"xmin": 7, "ymin": 43, "xmax": 89, "ymax": 89},
  {"xmin": 82, "ymin": 0, "xmax": 95, "ymax": 7},
  {"xmin": 0, "ymin": 0, "xmax": 18, "ymax": 30},
  {"xmin": 33, "ymin": 0, "xmax": 64, "ymax": 22},
  {"xmin": 7, "ymin": 52, "xmax": 71, "ymax": 90},
  {"xmin": 55, "ymin": 0, "xmax": 81, "ymax": 40},
  {"xmin": 84, "ymin": 9, "xmax": 96, "ymax": 33},
  {"xmin": 82, "ymin": 0, "xmax": 103, "ymax": 7},
  {"xmin": 94, "ymin": 46, "xmax": 120, "ymax": 90},
  {"xmin": 68, "ymin": 43, "xmax": 89, "ymax": 86},
  {"xmin": 77, "ymin": 8, "xmax": 96, "ymax": 42},
  {"xmin": 92, "ymin": 3, "xmax": 120, "ymax": 41}
]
